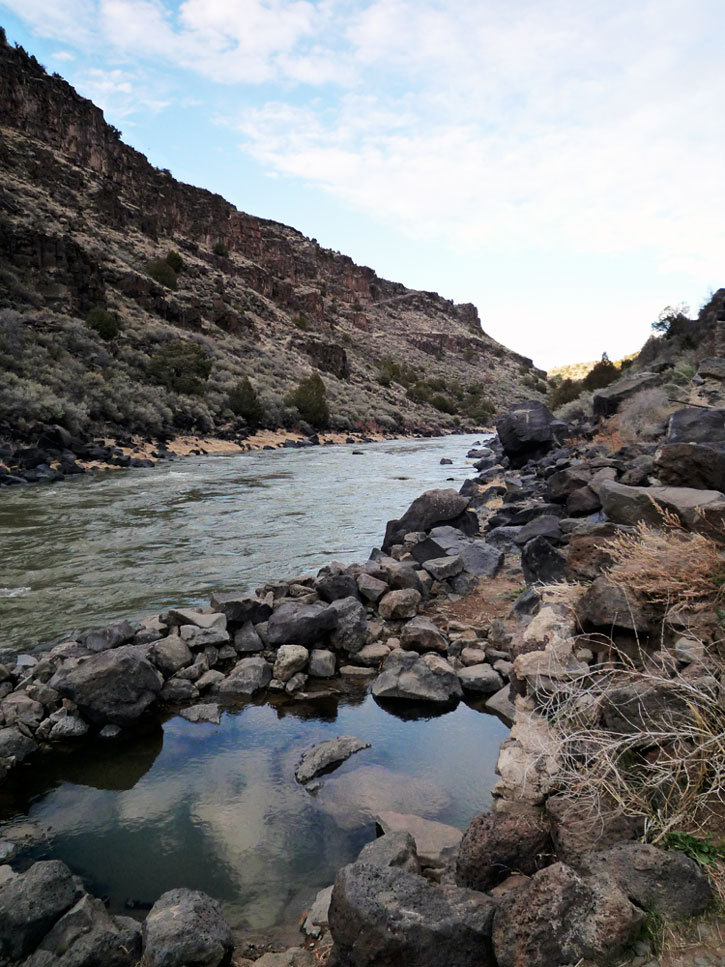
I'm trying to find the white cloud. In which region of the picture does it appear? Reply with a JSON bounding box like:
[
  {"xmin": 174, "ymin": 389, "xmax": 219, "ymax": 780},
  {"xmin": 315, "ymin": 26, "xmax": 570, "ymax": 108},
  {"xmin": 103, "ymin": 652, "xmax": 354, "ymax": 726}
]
[{"xmin": 51, "ymin": 49, "xmax": 76, "ymax": 61}]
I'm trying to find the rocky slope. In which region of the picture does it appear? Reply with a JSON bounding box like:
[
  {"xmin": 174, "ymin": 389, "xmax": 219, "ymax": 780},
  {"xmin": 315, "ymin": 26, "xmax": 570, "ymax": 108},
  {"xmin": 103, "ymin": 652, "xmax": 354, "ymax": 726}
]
[{"xmin": 0, "ymin": 33, "xmax": 544, "ymax": 455}]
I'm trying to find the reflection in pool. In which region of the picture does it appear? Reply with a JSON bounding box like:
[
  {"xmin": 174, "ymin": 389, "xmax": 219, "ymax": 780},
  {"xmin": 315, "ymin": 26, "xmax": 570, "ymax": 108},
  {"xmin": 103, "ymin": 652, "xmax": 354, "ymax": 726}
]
[{"xmin": 2, "ymin": 694, "xmax": 507, "ymax": 940}]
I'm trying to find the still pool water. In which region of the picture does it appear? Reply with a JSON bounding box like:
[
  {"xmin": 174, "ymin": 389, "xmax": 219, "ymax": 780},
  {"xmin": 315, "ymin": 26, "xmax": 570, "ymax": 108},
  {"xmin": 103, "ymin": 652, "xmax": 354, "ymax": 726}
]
[{"xmin": 1, "ymin": 693, "xmax": 507, "ymax": 941}]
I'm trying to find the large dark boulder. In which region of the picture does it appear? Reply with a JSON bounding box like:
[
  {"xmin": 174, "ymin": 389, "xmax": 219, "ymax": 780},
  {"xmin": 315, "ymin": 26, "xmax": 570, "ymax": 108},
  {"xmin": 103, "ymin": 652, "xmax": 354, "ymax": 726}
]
[
  {"xmin": 592, "ymin": 372, "xmax": 660, "ymax": 419},
  {"xmin": 456, "ymin": 808, "xmax": 550, "ymax": 892},
  {"xmin": 143, "ymin": 888, "xmax": 233, "ymax": 967},
  {"xmin": 491, "ymin": 862, "xmax": 645, "ymax": 967},
  {"xmin": 29, "ymin": 893, "xmax": 142, "ymax": 967},
  {"xmin": 496, "ymin": 401, "xmax": 558, "ymax": 467},
  {"xmin": 0, "ymin": 860, "xmax": 84, "ymax": 961},
  {"xmin": 521, "ymin": 536, "xmax": 567, "ymax": 584},
  {"xmin": 267, "ymin": 601, "xmax": 338, "ymax": 646},
  {"xmin": 50, "ymin": 646, "xmax": 163, "ymax": 725},
  {"xmin": 328, "ymin": 862, "xmax": 497, "ymax": 967},
  {"xmin": 382, "ymin": 489, "xmax": 470, "ymax": 550},
  {"xmin": 578, "ymin": 842, "xmax": 712, "ymax": 918},
  {"xmin": 666, "ymin": 406, "xmax": 725, "ymax": 446},
  {"xmin": 575, "ymin": 575, "xmax": 650, "ymax": 633},
  {"xmin": 599, "ymin": 479, "xmax": 724, "ymax": 529},
  {"xmin": 654, "ymin": 442, "xmax": 725, "ymax": 491}
]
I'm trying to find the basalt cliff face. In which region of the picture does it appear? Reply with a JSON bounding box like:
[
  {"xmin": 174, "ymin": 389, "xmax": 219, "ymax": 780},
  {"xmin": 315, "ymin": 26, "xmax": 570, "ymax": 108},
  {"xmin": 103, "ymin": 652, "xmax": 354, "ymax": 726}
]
[{"xmin": 0, "ymin": 35, "xmax": 543, "ymax": 447}]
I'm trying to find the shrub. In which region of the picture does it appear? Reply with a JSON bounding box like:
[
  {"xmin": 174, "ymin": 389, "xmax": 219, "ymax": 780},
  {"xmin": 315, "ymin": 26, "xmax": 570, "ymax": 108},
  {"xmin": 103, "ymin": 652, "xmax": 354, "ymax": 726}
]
[
  {"xmin": 165, "ymin": 250, "xmax": 184, "ymax": 273},
  {"xmin": 228, "ymin": 376, "xmax": 264, "ymax": 427},
  {"xmin": 148, "ymin": 340, "xmax": 212, "ymax": 395},
  {"xmin": 581, "ymin": 356, "xmax": 619, "ymax": 391},
  {"xmin": 612, "ymin": 387, "xmax": 675, "ymax": 443},
  {"xmin": 555, "ymin": 391, "xmax": 593, "ymax": 422},
  {"xmin": 213, "ymin": 240, "xmax": 229, "ymax": 256},
  {"xmin": 652, "ymin": 303, "xmax": 691, "ymax": 337},
  {"xmin": 287, "ymin": 372, "xmax": 329, "ymax": 429},
  {"xmin": 548, "ymin": 377, "xmax": 582, "ymax": 409},
  {"xmin": 430, "ymin": 393, "xmax": 457, "ymax": 414},
  {"xmin": 146, "ymin": 258, "xmax": 177, "ymax": 290},
  {"xmin": 85, "ymin": 306, "xmax": 120, "ymax": 341}
]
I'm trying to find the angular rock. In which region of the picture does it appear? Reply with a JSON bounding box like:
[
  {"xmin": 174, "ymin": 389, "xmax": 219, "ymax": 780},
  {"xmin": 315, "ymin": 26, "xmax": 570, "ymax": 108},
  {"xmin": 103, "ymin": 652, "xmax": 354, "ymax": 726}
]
[
  {"xmin": 456, "ymin": 808, "xmax": 550, "ymax": 891},
  {"xmin": 79, "ymin": 620, "xmax": 136, "ymax": 653},
  {"xmin": 578, "ymin": 842, "xmax": 712, "ymax": 918},
  {"xmin": 273, "ymin": 645, "xmax": 309, "ymax": 682},
  {"xmin": 0, "ymin": 860, "xmax": 84, "ymax": 961},
  {"xmin": 143, "ymin": 888, "xmax": 233, "ymax": 967},
  {"xmin": 383, "ymin": 489, "xmax": 470, "ymax": 550},
  {"xmin": 667, "ymin": 406, "xmax": 725, "ymax": 446},
  {"xmin": 566, "ymin": 485, "xmax": 601, "ymax": 516},
  {"xmin": 592, "ymin": 371, "xmax": 660, "ymax": 418},
  {"xmin": 179, "ymin": 625, "xmax": 230, "ymax": 648},
  {"xmin": 456, "ymin": 541, "xmax": 504, "ymax": 578},
  {"xmin": 375, "ymin": 812, "xmax": 462, "ymax": 869},
  {"xmin": 377, "ymin": 589, "xmax": 421, "ymax": 620},
  {"xmin": 329, "ymin": 863, "xmax": 497, "ymax": 967},
  {"xmin": 233, "ymin": 621, "xmax": 264, "ymax": 653},
  {"xmin": 48, "ymin": 708, "xmax": 89, "ymax": 741},
  {"xmin": 422, "ymin": 555, "xmax": 464, "ymax": 581},
  {"xmin": 217, "ymin": 656, "xmax": 272, "ymax": 697},
  {"xmin": 576, "ymin": 575, "xmax": 649, "ymax": 633},
  {"xmin": 302, "ymin": 885, "xmax": 333, "ymax": 939},
  {"xmin": 267, "ymin": 601, "xmax": 337, "ymax": 646},
  {"xmin": 356, "ymin": 573, "xmax": 388, "ymax": 604},
  {"xmin": 400, "ymin": 616, "xmax": 448, "ymax": 653},
  {"xmin": 308, "ymin": 649, "xmax": 336, "ymax": 677},
  {"xmin": 654, "ymin": 442, "xmax": 725, "ymax": 491},
  {"xmin": 179, "ymin": 703, "xmax": 221, "ymax": 725},
  {"xmin": 50, "ymin": 646, "xmax": 162, "ymax": 725},
  {"xmin": 168, "ymin": 608, "xmax": 226, "ymax": 631},
  {"xmin": 513, "ymin": 516, "xmax": 562, "ymax": 545},
  {"xmin": 492, "ymin": 862, "xmax": 645, "ymax": 967},
  {"xmin": 372, "ymin": 650, "xmax": 462, "ymax": 705},
  {"xmin": 496, "ymin": 400, "xmax": 558, "ymax": 466},
  {"xmin": 315, "ymin": 570, "xmax": 359, "ymax": 603},
  {"xmin": 31, "ymin": 893, "xmax": 142, "ymax": 967},
  {"xmin": 295, "ymin": 735, "xmax": 371, "ymax": 784},
  {"xmin": 484, "ymin": 685, "xmax": 516, "ymax": 726},
  {"xmin": 151, "ymin": 634, "xmax": 193, "ymax": 678},
  {"xmin": 521, "ymin": 536, "xmax": 568, "ymax": 585},
  {"xmin": 209, "ymin": 591, "xmax": 272, "ymax": 626},
  {"xmin": 545, "ymin": 795, "xmax": 643, "ymax": 865},
  {"xmin": 255, "ymin": 948, "xmax": 314, "ymax": 967},
  {"xmin": 599, "ymin": 479, "xmax": 725, "ymax": 530},
  {"xmin": 329, "ymin": 596, "xmax": 368, "ymax": 655},
  {"xmin": 358, "ymin": 831, "xmax": 420, "ymax": 873}
]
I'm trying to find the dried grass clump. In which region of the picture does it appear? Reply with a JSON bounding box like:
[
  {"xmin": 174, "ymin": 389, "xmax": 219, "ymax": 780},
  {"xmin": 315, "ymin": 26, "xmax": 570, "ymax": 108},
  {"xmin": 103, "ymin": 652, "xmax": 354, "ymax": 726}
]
[
  {"xmin": 603, "ymin": 510, "xmax": 725, "ymax": 611},
  {"xmin": 543, "ymin": 652, "xmax": 725, "ymax": 848}
]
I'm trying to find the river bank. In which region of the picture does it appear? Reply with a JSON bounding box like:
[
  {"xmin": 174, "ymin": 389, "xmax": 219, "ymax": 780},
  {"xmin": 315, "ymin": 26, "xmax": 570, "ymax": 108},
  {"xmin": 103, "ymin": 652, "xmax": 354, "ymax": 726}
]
[{"xmin": 1, "ymin": 402, "xmax": 723, "ymax": 966}]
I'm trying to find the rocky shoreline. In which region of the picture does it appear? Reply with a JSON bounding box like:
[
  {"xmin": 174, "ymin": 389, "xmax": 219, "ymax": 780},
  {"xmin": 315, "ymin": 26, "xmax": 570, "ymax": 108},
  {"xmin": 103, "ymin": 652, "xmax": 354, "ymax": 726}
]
[{"xmin": 1, "ymin": 394, "xmax": 723, "ymax": 966}]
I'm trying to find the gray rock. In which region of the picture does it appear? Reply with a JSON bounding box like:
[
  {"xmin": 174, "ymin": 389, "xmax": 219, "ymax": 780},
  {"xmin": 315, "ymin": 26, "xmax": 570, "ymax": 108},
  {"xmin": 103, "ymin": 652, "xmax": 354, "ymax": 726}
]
[
  {"xmin": 151, "ymin": 635, "xmax": 193, "ymax": 677},
  {"xmin": 457, "ymin": 541, "xmax": 504, "ymax": 578},
  {"xmin": 667, "ymin": 406, "xmax": 725, "ymax": 446},
  {"xmin": 79, "ymin": 620, "xmax": 136, "ymax": 653},
  {"xmin": 422, "ymin": 555, "xmax": 464, "ymax": 581},
  {"xmin": 456, "ymin": 807, "xmax": 550, "ymax": 891},
  {"xmin": 48, "ymin": 709, "xmax": 89, "ymax": 741},
  {"xmin": 674, "ymin": 636, "xmax": 705, "ymax": 663},
  {"xmin": 301, "ymin": 885, "xmax": 333, "ymax": 939},
  {"xmin": 492, "ymin": 861, "xmax": 645, "ymax": 967},
  {"xmin": 599, "ymin": 479, "xmax": 725, "ymax": 529},
  {"xmin": 545, "ymin": 795, "xmax": 644, "ymax": 865},
  {"xmin": 383, "ymin": 489, "xmax": 470, "ymax": 550},
  {"xmin": 372, "ymin": 650, "xmax": 462, "ymax": 705},
  {"xmin": 49, "ymin": 647, "xmax": 163, "ymax": 725},
  {"xmin": 521, "ymin": 536, "xmax": 568, "ymax": 584},
  {"xmin": 255, "ymin": 949, "xmax": 314, "ymax": 967},
  {"xmin": 285, "ymin": 672, "xmax": 308, "ymax": 694},
  {"xmin": 168, "ymin": 608, "xmax": 226, "ymax": 630},
  {"xmin": 497, "ymin": 400, "xmax": 558, "ymax": 466},
  {"xmin": 295, "ymin": 735, "xmax": 371, "ymax": 784},
  {"xmin": 358, "ymin": 831, "xmax": 420, "ymax": 873},
  {"xmin": 30, "ymin": 893, "xmax": 141, "ymax": 967},
  {"xmin": 329, "ymin": 863, "xmax": 497, "ymax": 967},
  {"xmin": 592, "ymin": 372, "xmax": 660, "ymax": 418},
  {"xmin": 315, "ymin": 569, "xmax": 359, "ymax": 603},
  {"xmin": 375, "ymin": 812, "xmax": 462, "ymax": 869},
  {"xmin": 578, "ymin": 842, "xmax": 712, "ymax": 918},
  {"xmin": 233, "ymin": 621, "xmax": 264, "ymax": 653},
  {"xmin": 457, "ymin": 663, "xmax": 503, "ymax": 694},
  {"xmin": 217, "ymin": 656, "xmax": 272, "ymax": 697},
  {"xmin": 1, "ymin": 692, "xmax": 44, "ymax": 729},
  {"xmin": 697, "ymin": 357, "xmax": 725, "ymax": 380},
  {"xmin": 514, "ymin": 515, "xmax": 562, "ymax": 545},
  {"xmin": 179, "ymin": 703, "xmax": 221, "ymax": 725},
  {"xmin": 329, "ymin": 596, "xmax": 369, "ymax": 654},
  {"xmin": 160, "ymin": 678, "xmax": 199, "ymax": 703},
  {"xmin": 308, "ymin": 649, "xmax": 336, "ymax": 678},
  {"xmin": 400, "ymin": 616, "xmax": 448, "ymax": 653},
  {"xmin": 377, "ymin": 589, "xmax": 421, "ymax": 620},
  {"xmin": 357, "ymin": 573, "xmax": 388, "ymax": 604},
  {"xmin": 209, "ymin": 591, "xmax": 272, "ymax": 625},
  {"xmin": 267, "ymin": 601, "xmax": 337, "ymax": 646},
  {"xmin": 576, "ymin": 575, "xmax": 650, "ymax": 633},
  {"xmin": 143, "ymin": 888, "xmax": 233, "ymax": 967},
  {"xmin": 0, "ymin": 860, "xmax": 84, "ymax": 960},
  {"xmin": 179, "ymin": 625, "xmax": 230, "ymax": 648},
  {"xmin": 273, "ymin": 645, "xmax": 309, "ymax": 682}
]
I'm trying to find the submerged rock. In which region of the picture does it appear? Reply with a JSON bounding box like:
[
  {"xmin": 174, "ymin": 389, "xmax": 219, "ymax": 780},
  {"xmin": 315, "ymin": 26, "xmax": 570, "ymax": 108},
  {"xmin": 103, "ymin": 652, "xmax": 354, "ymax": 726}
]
[{"xmin": 295, "ymin": 735, "xmax": 371, "ymax": 784}]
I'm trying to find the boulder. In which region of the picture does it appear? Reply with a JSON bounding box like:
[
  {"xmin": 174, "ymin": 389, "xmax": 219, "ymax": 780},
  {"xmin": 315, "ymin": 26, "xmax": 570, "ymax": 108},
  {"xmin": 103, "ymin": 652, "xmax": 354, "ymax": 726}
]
[
  {"xmin": 496, "ymin": 400, "xmax": 558, "ymax": 466},
  {"xmin": 217, "ymin": 656, "xmax": 272, "ymax": 697},
  {"xmin": 654, "ymin": 442, "xmax": 725, "ymax": 491},
  {"xmin": 513, "ymin": 516, "xmax": 562, "ymax": 545},
  {"xmin": 49, "ymin": 646, "xmax": 162, "ymax": 725},
  {"xmin": 372, "ymin": 650, "xmax": 462, "ymax": 705},
  {"xmin": 273, "ymin": 645, "xmax": 309, "ymax": 682},
  {"xmin": 598, "ymin": 479, "xmax": 725, "ymax": 529},
  {"xmin": 375, "ymin": 812, "xmax": 462, "ymax": 869},
  {"xmin": 356, "ymin": 573, "xmax": 388, "ymax": 604},
  {"xmin": 308, "ymin": 649, "xmax": 336, "ymax": 678},
  {"xmin": 576, "ymin": 575, "xmax": 649, "ymax": 633},
  {"xmin": 578, "ymin": 842, "xmax": 712, "ymax": 918},
  {"xmin": 456, "ymin": 807, "xmax": 550, "ymax": 891},
  {"xmin": 456, "ymin": 541, "xmax": 504, "ymax": 578},
  {"xmin": 545, "ymin": 795, "xmax": 643, "ymax": 865},
  {"xmin": 400, "ymin": 616, "xmax": 448, "ymax": 653},
  {"xmin": 79, "ymin": 620, "xmax": 136, "ymax": 653},
  {"xmin": 697, "ymin": 358, "xmax": 725, "ymax": 380},
  {"xmin": 484, "ymin": 686, "xmax": 516, "ymax": 726},
  {"xmin": 377, "ymin": 589, "xmax": 421, "ymax": 620},
  {"xmin": 521, "ymin": 536, "xmax": 568, "ymax": 585},
  {"xmin": 151, "ymin": 635, "xmax": 193, "ymax": 678},
  {"xmin": 209, "ymin": 591, "xmax": 272, "ymax": 626},
  {"xmin": 0, "ymin": 860, "xmax": 84, "ymax": 960},
  {"xmin": 329, "ymin": 597, "xmax": 369, "ymax": 654},
  {"xmin": 30, "ymin": 893, "xmax": 142, "ymax": 967},
  {"xmin": 143, "ymin": 888, "xmax": 233, "ymax": 967},
  {"xmin": 329, "ymin": 863, "xmax": 497, "ymax": 967},
  {"xmin": 315, "ymin": 570, "xmax": 359, "ymax": 603},
  {"xmin": 168, "ymin": 608, "xmax": 226, "ymax": 631},
  {"xmin": 267, "ymin": 601, "xmax": 337, "ymax": 646},
  {"xmin": 592, "ymin": 371, "xmax": 660, "ymax": 418},
  {"xmin": 666, "ymin": 406, "xmax": 725, "ymax": 446},
  {"xmin": 179, "ymin": 625, "xmax": 230, "ymax": 648},
  {"xmin": 492, "ymin": 862, "xmax": 645, "ymax": 967},
  {"xmin": 422, "ymin": 555, "xmax": 464, "ymax": 581},
  {"xmin": 295, "ymin": 736, "xmax": 371, "ymax": 784},
  {"xmin": 233, "ymin": 621, "xmax": 264, "ymax": 653},
  {"xmin": 457, "ymin": 663, "xmax": 503, "ymax": 694},
  {"xmin": 383, "ymin": 489, "xmax": 470, "ymax": 550},
  {"xmin": 357, "ymin": 831, "xmax": 420, "ymax": 873}
]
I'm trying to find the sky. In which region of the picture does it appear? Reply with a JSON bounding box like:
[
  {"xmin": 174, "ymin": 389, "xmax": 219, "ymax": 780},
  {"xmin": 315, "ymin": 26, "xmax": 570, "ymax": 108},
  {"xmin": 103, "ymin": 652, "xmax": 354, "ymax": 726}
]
[{"xmin": 1, "ymin": 0, "xmax": 723, "ymax": 370}]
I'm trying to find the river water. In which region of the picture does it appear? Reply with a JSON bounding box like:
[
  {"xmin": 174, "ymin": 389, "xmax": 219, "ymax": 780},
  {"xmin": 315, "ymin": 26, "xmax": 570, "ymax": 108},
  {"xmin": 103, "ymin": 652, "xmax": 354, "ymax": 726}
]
[
  {"xmin": 0, "ymin": 433, "xmax": 488, "ymax": 655},
  {"xmin": 0, "ymin": 432, "xmax": 508, "ymax": 944}
]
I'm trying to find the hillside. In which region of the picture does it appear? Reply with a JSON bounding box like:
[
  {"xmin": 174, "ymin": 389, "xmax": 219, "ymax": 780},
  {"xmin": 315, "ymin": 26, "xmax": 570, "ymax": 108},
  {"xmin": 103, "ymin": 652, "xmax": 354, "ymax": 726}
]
[{"xmin": 0, "ymin": 34, "xmax": 545, "ymax": 450}]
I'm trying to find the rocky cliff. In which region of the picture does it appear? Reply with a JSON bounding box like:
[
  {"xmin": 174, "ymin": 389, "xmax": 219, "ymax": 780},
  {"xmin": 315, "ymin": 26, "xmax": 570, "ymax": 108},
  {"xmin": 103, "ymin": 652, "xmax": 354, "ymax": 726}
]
[{"xmin": 0, "ymin": 33, "xmax": 544, "ymax": 448}]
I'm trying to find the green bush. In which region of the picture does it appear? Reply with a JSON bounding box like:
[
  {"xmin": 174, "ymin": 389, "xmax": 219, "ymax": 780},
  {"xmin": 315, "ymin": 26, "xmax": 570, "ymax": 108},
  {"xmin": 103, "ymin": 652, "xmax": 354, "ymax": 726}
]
[
  {"xmin": 146, "ymin": 258, "xmax": 178, "ymax": 290},
  {"xmin": 85, "ymin": 306, "xmax": 120, "ymax": 341},
  {"xmin": 430, "ymin": 393, "xmax": 457, "ymax": 414},
  {"xmin": 165, "ymin": 250, "xmax": 184, "ymax": 273},
  {"xmin": 148, "ymin": 340, "xmax": 212, "ymax": 395},
  {"xmin": 548, "ymin": 377, "xmax": 582, "ymax": 410},
  {"xmin": 287, "ymin": 372, "xmax": 329, "ymax": 429},
  {"xmin": 213, "ymin": 240, "xmax": 229, "ymax": 257},
  {"xmin": 229, "ymin": 376, "xmax": 264, "ymax": 427},
  {"xmin": 581, "ymin": 356, "xmax": 619, "ymax": 391}
]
